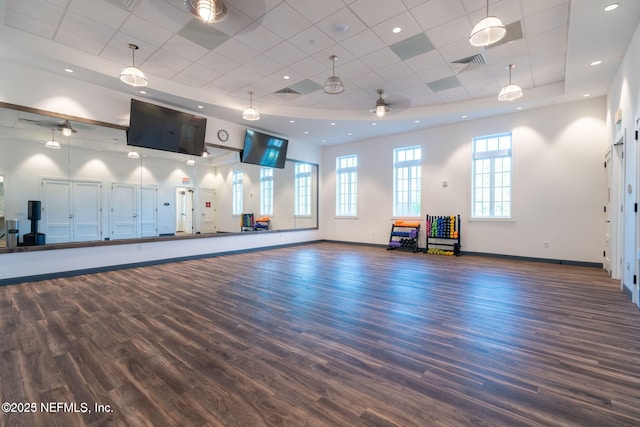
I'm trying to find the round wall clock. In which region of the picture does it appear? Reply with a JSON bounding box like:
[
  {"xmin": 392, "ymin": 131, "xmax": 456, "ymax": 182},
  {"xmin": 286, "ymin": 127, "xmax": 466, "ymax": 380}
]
[{"xmin": 217, "ymin": 129, "xmax": 229, "ymax": 142}]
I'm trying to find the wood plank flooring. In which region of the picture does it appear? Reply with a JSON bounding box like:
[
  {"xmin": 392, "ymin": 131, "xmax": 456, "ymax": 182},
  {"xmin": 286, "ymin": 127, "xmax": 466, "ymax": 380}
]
[{"xmin": 1, "ymin": 242, "xmax": 639, "ymax": 426}]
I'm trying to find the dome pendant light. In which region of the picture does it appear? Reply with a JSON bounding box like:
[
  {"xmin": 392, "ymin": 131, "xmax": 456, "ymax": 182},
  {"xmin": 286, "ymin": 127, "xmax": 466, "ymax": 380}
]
[
  {"xmin": 120, "ymin": 44, "xmax": 148, "ymax": 87},
  {"xmin": 185, "ymin": 0, "xmax": 227, "ymax": 23},
  {"xmin": 498, "ymin": 64, "xmax": 523, "ymax": 101},
  {"xmin": 242, "ymin": 91, "xmax": 260, "ymax": 121},
  {"xmin": 370, "ymin": 89, "xmax": 391, "ymax": 118},
  {"xmin": 323, "ymin": 55, "xmax": 345, "ymax": 95},
  {"xmin": 469, "ymin": 0, "xmax": 506, "ymax": 47},
  {"xmin": 44, "ymin": 130, "xmax": 61, "ymax": 149}
]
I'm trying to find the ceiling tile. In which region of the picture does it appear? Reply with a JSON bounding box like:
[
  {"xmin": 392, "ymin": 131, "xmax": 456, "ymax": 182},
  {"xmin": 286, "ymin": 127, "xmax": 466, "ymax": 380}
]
[
  {"xmin": 4, "ymin": 9, "xmax": 58, "ymax": 38},
  {"xmin": 120, "ymin": 14, "xmax": 174, "ymax": 46},
  {"xmin": 372, "ymin": 11, "xmax": 423, "ymax": 44},
  {"xmin": 340, "ymin": 29, "xmax": 386, "ymax": 58},
  {"xmin": 389, "ymin": 32, "xmax": 435, "ymax": 60},
  {"xmin": 212, "ymin": 38, "xmax": 260, "ymax": 64},
  {"xmin": 316, "ymin": 7, "xmax": 367, "ymax": 42},
  {"xmin": 525, "ymin": 3, "xmax": 569, "ymax": 37},
  {"xmin": 260, "ymin": 3, "xmax": 311, "ymax": 39},
  {"xmin": 288, "ymin": 26, "xmax": 336, "ymax": 55},
  {"xmin": 177, "ymin": 19, "xmax": 230, "ymax": 50},
  {"xmin": 410, "ymin": 0, "xmax": 466, "ymax": 30},
  {"xmin": 132, "ymin": 0, "xmax": 192, "ymax": 33},
  {"xmin": 264, "ymin": 41, "xmax": 308, "ymax": 66},
  {"xmin": 350, "ymin": 0, "xmax": 407, "ymax": 27},
  {"xmin": 288, "ymin": 0, "xmax": 347, "ymax": 24},
  {"xmin": 162, "ymin": 35, "xmax": 210, "ymax": 61},
  {"xmin": 234, "ymin": 21, "xmax": 283, "ymax": 52},
  {"xmin": 69, "ymin": 0, "xmax": 129, "ymax": 27},
  {"xmin": 59, "ymin": 11, "xmax": 117, "ymax": 45},
  {"xmin": 6, "ymin": 0, "xmax": 65, "ymax": 26}
]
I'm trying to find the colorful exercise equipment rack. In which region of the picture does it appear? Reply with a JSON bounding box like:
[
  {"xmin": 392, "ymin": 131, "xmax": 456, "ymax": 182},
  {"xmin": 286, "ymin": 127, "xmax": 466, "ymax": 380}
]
[
  {"xmin": 387, "ymin": 220, "xmax": 421, "ymax": 253},
  {"xmin": 240, "ymin": 213, "xmax": 254, "ymax": 232},
  {"xmin": 424, "ymin": 214, "xmax": 461, "ymax": 256}
]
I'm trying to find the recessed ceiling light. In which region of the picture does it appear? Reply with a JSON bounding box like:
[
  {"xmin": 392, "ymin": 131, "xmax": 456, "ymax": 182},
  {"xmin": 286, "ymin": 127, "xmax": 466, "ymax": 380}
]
[
  {"xmin": 197, "ymin": 105, "xmax": 203, "ymax": 109},
  {"xmin": 64, "ymin": 68, "xmax": 74, "ymax": 73},
  {"xmin": 304, "ymin": 131, "xmax": 309, "ymax": 134},
  {"xmin": 414, "ymin": 120, "xmax": 420, "ymax": 124},
  {"xmin": 604, "ymin": 3, "xmax": 619, "ymax": 12},
  {"xmin": 139, "ymin": 90, "xmax": 147, "ymax": 94},
  {"xmin": 462, "ymin": 115, "xmax": 468, "ymax": 119},
  {"xmin": 584, "ymin": 93, "xmax": 591, "ymax": 97},
  {"xmin": 289, "ymin": 120, "xmax": 295, "ymax": 123},
  {"xmin": 331, "ymin": 122, "xmax": 336, "ymax": 126},
  {"xmin": 283, "ymin": 75, "xmax": 290, "ymax": 80},
  {"xmin": 392, "ymin": 27, "xmax": 402, "ymax": 34},
  {"xmin": 372, "ymin": 122, "xmax": 377, "ymax": 126},
  {"xmin": 516, "ymin": 107, "xmax": 523, "ymax": 110},
  {"xmin": 347, "ymin": 132, "xmax": 352, "ymax": 136},
  {"xmin": 590, "ymin": 60, "xmax": 602, "ymax": 66}
]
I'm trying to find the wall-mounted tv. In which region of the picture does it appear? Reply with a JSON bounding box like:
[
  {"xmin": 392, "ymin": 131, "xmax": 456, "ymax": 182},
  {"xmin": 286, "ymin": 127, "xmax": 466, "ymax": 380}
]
[
  {"xmin": 127, "ymin": 99, "xmax": 206, "ymax": 156},
  {"xmin": 241, "ymin": 128, "xmax": 289, "ymax": 169}
]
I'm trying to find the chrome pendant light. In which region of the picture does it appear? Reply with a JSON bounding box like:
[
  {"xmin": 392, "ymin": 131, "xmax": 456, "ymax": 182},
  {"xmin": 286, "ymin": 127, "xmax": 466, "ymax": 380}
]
[
  {"xmin": 185, "ymin": 0, "xmax": 227, "ymax": 24},
  {"xmin": 323, "ymin": 55, "xmax": 344, "ymax": 95},
  {"xmin": 120, "ymin": 44, "xmax": 148, "ymax": 87},
  {"xmin": 242, "ymin": 91, "xmax": 260, "ymax": 121},
  {"xmin": 370, "ymin": 89, "xmax": 390, "ymax": 118},
  {"xmin": 498, "ymin": 64, "xmax": 523, "ymax": 101},
  {"xmin": 469, "ymin": 0, "xmax": 506, "ymax": 47}
]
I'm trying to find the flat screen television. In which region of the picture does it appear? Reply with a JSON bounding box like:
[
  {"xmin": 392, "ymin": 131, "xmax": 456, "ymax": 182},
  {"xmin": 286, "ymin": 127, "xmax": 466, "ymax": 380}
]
[
  {"xmin": 127, "ymin": 99, "xmax": 206, "ymax": 156},
  {"xmin": 241, "ymin": 128, "xmax": 289, "ymax": 169}
]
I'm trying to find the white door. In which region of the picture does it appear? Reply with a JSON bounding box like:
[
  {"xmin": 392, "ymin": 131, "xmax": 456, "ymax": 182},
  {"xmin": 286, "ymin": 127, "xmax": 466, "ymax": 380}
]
[
  {"xmin": 198, "ymin": 188, "xmax": 216, "ymax": 233},
  {"xmin": 42, "ymin": 179, "xmax": 72, "ymax": 243},
  {"xmin": 176, "ymin": 187, "xmax": 194, "ymax": 234},
  {"xmin": 140, "ymin": 185, "xmax": 157, "ymax": 237},
  {"xmin": 604, "ymin": 150, "xmax": 612, "ymax": 275},
  {"xmin": 73, "ymin": 181, "xmax": 102, "ymax": 242},
  {"xmin": 112, "ymin": 183, "xmax": 137, "ymax": 240}
]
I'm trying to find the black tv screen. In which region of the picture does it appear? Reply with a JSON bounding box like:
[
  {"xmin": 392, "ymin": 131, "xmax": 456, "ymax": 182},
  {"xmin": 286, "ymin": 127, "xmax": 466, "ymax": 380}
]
[
  {"xmin": 127, "ymin": 99, "xmax": 206, "ymax": 156},
  {"xmin": 241, "ymin": 129, "xmax": 289, "ymax": 169}
]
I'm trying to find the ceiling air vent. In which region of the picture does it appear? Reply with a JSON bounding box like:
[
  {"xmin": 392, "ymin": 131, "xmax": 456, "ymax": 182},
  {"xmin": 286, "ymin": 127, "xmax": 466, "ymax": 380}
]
[
  {"xmin": 103, "ymin": 0, "xmax": 142, "ymax": 12},
  {"xmin": 450, "ymin": 53, "xmax": 486, "ymax": 74}
]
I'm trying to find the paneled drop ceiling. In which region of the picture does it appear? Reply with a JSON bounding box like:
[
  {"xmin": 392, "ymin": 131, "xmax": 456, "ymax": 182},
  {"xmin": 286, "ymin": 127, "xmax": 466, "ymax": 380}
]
[{"xmin": 0, "ymin": 0, "xmax": 639, "ymax": 145}]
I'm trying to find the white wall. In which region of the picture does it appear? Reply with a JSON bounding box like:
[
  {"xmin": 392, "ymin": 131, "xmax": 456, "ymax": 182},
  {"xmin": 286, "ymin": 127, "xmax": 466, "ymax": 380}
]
[
  {"xmin": 321, "ymin": 97, "xmax": 608, "ymax": 264},
  {"xmin": 606, "ymin": 21, "xmax": 640, "ymax": 305}
]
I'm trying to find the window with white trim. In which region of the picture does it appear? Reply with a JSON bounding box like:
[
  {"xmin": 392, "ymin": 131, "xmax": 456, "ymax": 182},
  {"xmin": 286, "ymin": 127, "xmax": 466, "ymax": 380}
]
[
  {"xmin": 260, "ymin": 167, "xmax": 273, "ymax": 216},
  {"xmin": 472, "ymin": 132, "xmax": 512, "ymax": 218},
  {"xmin": 393, "ymin": 146, "xmax": 421, "ymax": 217},
  {"xmin": 336, "ymin": 154, "xmax": 357, "ymax": 216},
  {"xmin": 232, "ymin": 170, "xmax": 243, "ymax": 215},
  {"xmin": 295, "ymin": 163, "xmax": 312, "ymax": 216}
]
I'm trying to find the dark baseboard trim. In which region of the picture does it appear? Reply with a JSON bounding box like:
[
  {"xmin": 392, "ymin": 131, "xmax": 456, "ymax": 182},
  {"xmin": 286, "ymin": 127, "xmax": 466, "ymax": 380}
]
[
  {"xmin": 622, "ymin": 283, "xmax": 633, "ymax": 300},
  {"xmin": 0, "ymin": 240, "xmax": 324, "ymax": 287},
  {"xmin": 460, "ymin": 251, "xmax": 603, "ymax": 269}
]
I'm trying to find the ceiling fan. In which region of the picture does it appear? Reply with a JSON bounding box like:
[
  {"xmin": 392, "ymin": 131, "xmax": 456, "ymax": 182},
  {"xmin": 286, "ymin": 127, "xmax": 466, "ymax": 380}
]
[{"xmin": 18, "ymin": 117, "xmax": 80, "ymax": 135}]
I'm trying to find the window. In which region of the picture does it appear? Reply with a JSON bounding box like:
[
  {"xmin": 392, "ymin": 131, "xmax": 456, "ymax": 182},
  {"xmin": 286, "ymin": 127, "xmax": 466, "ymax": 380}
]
[
  {"xmin": 472, "ymin": 132, "xmax": 512, "ymax": 218},
  {"xmin": 260, "ymin": 167, "xmax": 273, "ymax": 216},
  {"xmin": 393, "ymin": 146, "xmax": 421, "ymax": 217},
  {"xmin": 232, "ymin": 170, "xmax": 243, "ymax": 215},
  {"xmin": 295, "ymin": 163, "xmax": 312, "ymax": 216},
  {"xmin": 336, "ymin": 154, "xmax": 357, "ymax": 216}
]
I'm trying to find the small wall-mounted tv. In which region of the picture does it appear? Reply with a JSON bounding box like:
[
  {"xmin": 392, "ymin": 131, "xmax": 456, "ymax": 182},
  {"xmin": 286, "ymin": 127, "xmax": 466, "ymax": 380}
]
[
  {"xmin": 241, "ymin": 129, "xmax": 289, "ymax": 169},
  {"xmin": 127, "ymin": 99, "xmax": 206, "ymax": 156}
]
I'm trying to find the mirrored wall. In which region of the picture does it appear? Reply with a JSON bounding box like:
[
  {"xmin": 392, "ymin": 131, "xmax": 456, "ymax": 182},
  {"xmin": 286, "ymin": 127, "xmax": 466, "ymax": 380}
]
[{"xmin": 0, "ymin": 103, "xmax": 318, "ymax": 250}]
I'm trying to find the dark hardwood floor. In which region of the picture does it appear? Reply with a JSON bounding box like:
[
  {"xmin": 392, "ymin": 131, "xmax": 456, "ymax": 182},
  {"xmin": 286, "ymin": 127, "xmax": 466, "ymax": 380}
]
[{"xmin": 1, "ymin": 242, "xmax": 639, "ymax": 426}]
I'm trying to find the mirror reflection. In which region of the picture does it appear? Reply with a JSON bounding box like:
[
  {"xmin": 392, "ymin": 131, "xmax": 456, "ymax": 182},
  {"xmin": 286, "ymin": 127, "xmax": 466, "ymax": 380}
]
[{"xmin": 0, "ymin": 105, "xmax": 318, "ymax": 250}]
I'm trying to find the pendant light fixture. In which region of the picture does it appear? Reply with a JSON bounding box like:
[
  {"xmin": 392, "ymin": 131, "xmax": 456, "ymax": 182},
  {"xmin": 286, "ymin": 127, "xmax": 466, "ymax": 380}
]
[
  {"xmin": 120, "ymin": 44, "xmax": 148, "ymax": 87},
  {"xmin": 242, "ymin": 91, "xmax": 260, "ymax": 121},
  {"xmin": 186, "ymin": 158, "xmax": 196, "ymax": 166},
  {"xmin": 185, "ymin": 0, "xmax": 227, "ymax": 23},
  {"xmin": 370, "ymin": 89, "xmax": 390, "ymax": 118},
  {"xmin": 127, "ymin": 150, "xmax": 140, "ymax": 159},
  {"xmin": 323, "ymin": 55, "xmax": 344, "ymax": 95},
  {"xmin": 44, "ymin": 130, "xmax": 61, "ymax": 149},
  {"xmin": 469, "ymin": 0, "xmax": 506, "ymax": 47},
  {"xmin": 498, "ymin": 64, "xmax": 523, "ymax": 101},
  {"xmin": 60, "ymin": 120, "xmax": 75, "ymax": 136}
]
